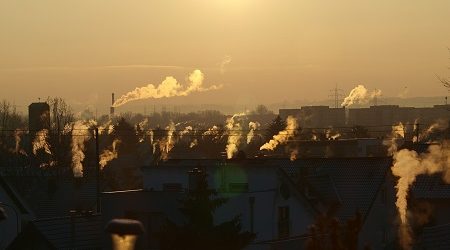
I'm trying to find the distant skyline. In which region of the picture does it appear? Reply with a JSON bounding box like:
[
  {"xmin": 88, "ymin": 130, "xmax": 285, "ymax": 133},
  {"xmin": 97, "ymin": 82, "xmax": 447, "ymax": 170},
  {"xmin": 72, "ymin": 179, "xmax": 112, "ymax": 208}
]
[{"xmin": 1, "ymin": 1, "xmax": 449, "ymax": 114}]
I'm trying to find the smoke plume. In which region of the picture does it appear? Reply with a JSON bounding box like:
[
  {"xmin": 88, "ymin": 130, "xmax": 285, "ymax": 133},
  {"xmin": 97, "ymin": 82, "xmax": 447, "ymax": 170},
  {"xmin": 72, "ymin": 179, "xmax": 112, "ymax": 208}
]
[
  {"xmin": 341, "ymin": 85, "xmax": 382, "ymax": 107},
  {"xmin": 225, "ymin": 113, "xmax": 246, "ymax": 159},
  {"xmin": 99, "ymin": 139, "xmax": 121, "ymax": 169},
  {"xmin": 203, "ymin": 125, "xmax": 221, "ymax": 142},
  {"xmin": 33, "ymin": 129, "xmax": 52, "ymax": 155},
  {"xmin": 391, "ymin": 142, "xmax": 450, "ymax": 249},
  {"xmin": 418, "ymin": 119, "xmax": 449, "ymax": 142},
  {"xmin": 220, "ymin": 56, "xmax": 232, "ymax": 74},
  {"xmin": 157, "ymin": 122, "xmax": 176, "ymax": 161},
  {"xmin": 112, "ymin": 70, "xmax": 221, "ymax": 107},
  {"xmin": 325, "ymin": 128, "xmax": 341, "ymax": 140},
  {"xmin": 247, "ymin": 121, "xmax": 260, "ymax": 144},
  {"xmin": 385, "ymin": 122, "xmax": 405, "ymax": 155},
  {"xmin": 260, "ymin": 116, "xmax": 298, "ymax": 151},
  {"xmin": 14, "ymin": 129, "xmax": 27, "ymax": 155},
  {"xmin": 71, "ymin": 120, "xmax": 96, "ymax": 178}
]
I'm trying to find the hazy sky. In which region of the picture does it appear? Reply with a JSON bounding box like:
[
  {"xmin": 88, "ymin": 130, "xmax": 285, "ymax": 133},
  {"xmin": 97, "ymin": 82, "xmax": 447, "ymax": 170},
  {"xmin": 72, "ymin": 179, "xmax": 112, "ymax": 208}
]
[{"xmin": 1, "ymin": 0, "xmax": 449, "ymax": 114}]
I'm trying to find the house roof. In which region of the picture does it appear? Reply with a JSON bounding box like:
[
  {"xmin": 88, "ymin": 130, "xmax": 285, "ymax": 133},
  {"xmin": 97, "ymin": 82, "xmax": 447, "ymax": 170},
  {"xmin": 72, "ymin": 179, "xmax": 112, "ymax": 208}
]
[
  {"xmin": 411, "ymin": 174, "xmax": 450, "ymax": 199},
  {"xmin": 280, "ymin": 157, "xmax": 391, "ymax": 222},
  {"xmin": 420, "ymin": 223, "xmax": 450, "ymax": 250},
  {"xmin": 32, "ymin": 214, "xmax": 102, "ymax": 250}
]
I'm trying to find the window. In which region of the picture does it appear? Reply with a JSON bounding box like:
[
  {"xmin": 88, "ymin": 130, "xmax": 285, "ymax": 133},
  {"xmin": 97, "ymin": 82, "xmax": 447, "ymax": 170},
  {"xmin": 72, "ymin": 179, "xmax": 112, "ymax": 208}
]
[{"xmin": 278, "ymin": 206, "xmax": 290, "ymax": 238}]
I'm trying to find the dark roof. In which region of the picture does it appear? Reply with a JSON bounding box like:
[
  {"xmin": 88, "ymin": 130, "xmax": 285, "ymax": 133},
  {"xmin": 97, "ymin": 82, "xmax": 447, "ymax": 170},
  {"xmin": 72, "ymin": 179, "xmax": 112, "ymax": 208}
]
[
  {"xmin": 5, "ymin": 176, "xmax": 98, "ymax": 219},
  {"xmin": 411, "ymin": 174, "xmax": 450, "ymax": 199},
  {"xmin": 420, "ymin": 223, "xmax": 450, "ymax": 250},
  {"xmin": 281, "ymin": 157, "xmax": 391, "ymax": 222},
  {"xmin": 33, "ymin": 214, "xmax": 102, "ymax": 250}
]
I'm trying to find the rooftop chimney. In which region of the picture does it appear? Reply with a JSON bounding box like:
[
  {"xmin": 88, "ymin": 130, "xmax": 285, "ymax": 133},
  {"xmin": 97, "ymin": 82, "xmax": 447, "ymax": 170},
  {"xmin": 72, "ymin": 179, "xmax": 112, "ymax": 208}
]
[{"xmin": 110, "ymin": 93, "xmax": 115, "ymax": 117}]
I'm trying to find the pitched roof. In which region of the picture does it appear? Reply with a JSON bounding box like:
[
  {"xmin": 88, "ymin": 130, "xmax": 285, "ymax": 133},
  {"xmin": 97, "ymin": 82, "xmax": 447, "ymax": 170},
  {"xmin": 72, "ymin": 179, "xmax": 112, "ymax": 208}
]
[
  {"xmin": 420, "ymin": 223, "xmax": 450, "ymax": 250},
  {"xmin": 281, "ymin": 157, "xmax": 391, "ymax": 222},
  {"xmin": 411, "ymin": 174, "xmax": 450, "ymax": 199},
  {"xmin": 32, "ymin": 214, "xmax": 102, "ymax": 250}
]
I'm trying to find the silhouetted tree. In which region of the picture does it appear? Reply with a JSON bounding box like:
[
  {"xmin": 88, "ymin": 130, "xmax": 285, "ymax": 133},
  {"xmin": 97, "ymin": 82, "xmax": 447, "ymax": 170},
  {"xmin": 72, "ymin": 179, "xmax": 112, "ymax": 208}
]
[
  {"xmin": 266, "ymin": 115, "xmax": 286, "ymax": 139},
  {"xmin": 112, "ymin": 117, "xmax": 138, "ymax": 154},
  {"xmin": 306, "ymin": 205, "xmax": 363, "ymax": 250},
  {"xmin": 438, "ymin": 48, "xmax": 450, "ymax": 90},
  {"xmin": 251, "ymin": 104, "xmax": 273, "ymax": 115},
  {"xmin": 158, "ymin": 172, "xmax": 255, "ymax": 250}
]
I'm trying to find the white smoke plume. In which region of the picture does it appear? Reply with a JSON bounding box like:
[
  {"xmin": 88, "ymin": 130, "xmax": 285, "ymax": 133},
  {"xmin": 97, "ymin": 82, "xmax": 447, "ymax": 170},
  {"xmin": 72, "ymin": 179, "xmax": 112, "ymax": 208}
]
[
  {"xmin": 71, "ymin": 120, "xmax": 96, "ymax": 178},
  {"xmin": 136, "ymin": 118, "xmax": 148, "ymax": 131},
  {"xmin": 157, "ymin": 122, "xmax": 176, "ymax": 161},
  {"xmin": 419, "ymin": 119, "xmax": 449, "ymax": 142},
  {"xmin": 98, "ymin": 120, "xmax": 114, "ymax": 135},
  {"xmin": 203, "ymin": 125, "xmax": 221, "ymax": 142},
  {"xmin": 247, "ymin": 121, "xmax": 260, "ymax": 144},
  {"xmin": 341, "ymin": 85, "xmax": 382, "ymax": 107},
  {"xmin": 325, "ymin": 128, "xmax": 341, "ymax": 140},
  {"xmin": 179, "ymin": 126, "xmax": 193, "ymax": 139},
  {"xmin": 391, "ymin": 142, "xmax": 450, "ymax": 249},
  {"xmin": 112, "ymin": 70, "xmax": 222, "ymax": 107},
  {"xmin": 385, "ymin": 122, "xmax": 406, "ymax": 156},
  {"xmin": 260, "ymin": 116, "xmax": 298, "ymax": 151},
  {"xmin": 226, "ymin": 113, "xmax": 247, "ymax": 159},
  {"xmin": 99, "ymin": 139, "xmax": 121, "ymax": 169},
  {"xmin": 220, "ymin": 55, "xmax": 232, "ymax": 74},
  {"xmin": 190, "ymin": 139, "xmax": 198, "ymax": 148},
  {"xmin": 33, "ymin": 129, "xmax": 51, "ymax": 155},
  {"xmin": 14, "ymin": 129, "xmax": 27, "ymax": 155}
]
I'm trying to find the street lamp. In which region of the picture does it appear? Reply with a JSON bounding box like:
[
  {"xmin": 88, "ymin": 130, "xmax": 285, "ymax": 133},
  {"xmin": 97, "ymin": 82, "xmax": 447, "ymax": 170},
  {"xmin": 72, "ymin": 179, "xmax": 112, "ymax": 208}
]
[{"xmin": 105, "ymin": 218, "xmax": 144, "ymax": 250}]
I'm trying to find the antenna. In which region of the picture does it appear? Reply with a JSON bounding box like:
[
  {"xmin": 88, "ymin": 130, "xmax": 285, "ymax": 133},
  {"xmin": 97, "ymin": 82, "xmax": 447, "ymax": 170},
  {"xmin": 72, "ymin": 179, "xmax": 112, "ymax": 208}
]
[{"xmin": 328, "ymin": 84, "xmax": 344, "ymax": 108}]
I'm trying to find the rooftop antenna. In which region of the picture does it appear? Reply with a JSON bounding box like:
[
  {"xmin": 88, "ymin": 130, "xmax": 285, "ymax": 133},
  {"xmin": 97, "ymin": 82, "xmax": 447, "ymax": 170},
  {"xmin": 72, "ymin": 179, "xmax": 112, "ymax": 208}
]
[{"xmin": 329, "ymin": 84, "xmax": 344, "ymax": 108}]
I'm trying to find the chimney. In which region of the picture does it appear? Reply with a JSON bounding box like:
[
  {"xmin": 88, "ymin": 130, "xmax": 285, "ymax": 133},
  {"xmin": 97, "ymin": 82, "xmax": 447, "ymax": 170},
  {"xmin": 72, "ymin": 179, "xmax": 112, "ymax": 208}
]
[{"xmin": 110, "ymin": 93, "xmax": 115, "ymax": 117}]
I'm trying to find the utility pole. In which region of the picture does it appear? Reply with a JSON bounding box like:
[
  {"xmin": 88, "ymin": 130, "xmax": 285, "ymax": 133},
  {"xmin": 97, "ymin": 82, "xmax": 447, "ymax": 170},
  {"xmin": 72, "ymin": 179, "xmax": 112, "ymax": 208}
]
[
  {"xmin": 329, "ymin": 84, "xmax": 344, "ymax": 108},
  {"xmin": 95, "ymin": 128, "xmax": 101, "ymax": 213}
]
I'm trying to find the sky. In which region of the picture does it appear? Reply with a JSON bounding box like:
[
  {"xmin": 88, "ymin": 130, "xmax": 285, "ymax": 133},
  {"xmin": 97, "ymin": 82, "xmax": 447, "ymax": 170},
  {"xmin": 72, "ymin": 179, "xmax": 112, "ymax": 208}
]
[{"xmin": 1, "ymin": 0, "xmax": 449, "ymax": 114}]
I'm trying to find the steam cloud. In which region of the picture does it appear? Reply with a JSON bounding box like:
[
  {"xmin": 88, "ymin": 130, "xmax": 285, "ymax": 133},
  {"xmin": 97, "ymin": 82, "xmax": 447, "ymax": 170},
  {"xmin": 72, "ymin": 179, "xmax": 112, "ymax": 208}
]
[
  {"xmin": 220, "ymin": 56, "xmax": 232, "ymax": 74},
  {"xmin": 99, "ymin": 139, "xmax": 121, "ymax": 169},
  {"xmin": 14, "ymin": 129, "xmax": 27, "ymax": 155},
  {"xmin": 32, "ymin": 129, "xmax": 51, "ymax": 155},
  {"xmin": 341, "ymin": 85, "xmax": 382, "ymax": 107},
  {"xmin": 260, "ymin": 116, "xmax": 298, "ymax": 151},
  {"xmin": 225, "ymin": 113, "xmax": 246, "ymax": 159},
  {"xmin": 71, "ymin": 120, "xmax": 96, "ymax": 178},
  {"xmin": 247, "ymin": 121, "xmax": 260, "ymax": 144},
  {"xmin": 112, "ymin": 70, "xmax": 221, "ymax": 107}
]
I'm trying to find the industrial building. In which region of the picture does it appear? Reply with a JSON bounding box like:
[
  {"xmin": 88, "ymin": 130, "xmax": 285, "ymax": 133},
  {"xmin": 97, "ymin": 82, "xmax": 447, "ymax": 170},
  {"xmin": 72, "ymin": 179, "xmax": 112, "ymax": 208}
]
[{"xmin": 280, "ymin": 104, "xmax": 450, "ymax": 128}]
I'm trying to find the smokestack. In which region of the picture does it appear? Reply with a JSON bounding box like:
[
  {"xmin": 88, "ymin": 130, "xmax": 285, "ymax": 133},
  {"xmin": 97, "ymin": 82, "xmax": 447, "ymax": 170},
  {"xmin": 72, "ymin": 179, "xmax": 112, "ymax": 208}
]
[{"xmin": 110, "ymin": 93, "xmax": 115, "ymax": 116}]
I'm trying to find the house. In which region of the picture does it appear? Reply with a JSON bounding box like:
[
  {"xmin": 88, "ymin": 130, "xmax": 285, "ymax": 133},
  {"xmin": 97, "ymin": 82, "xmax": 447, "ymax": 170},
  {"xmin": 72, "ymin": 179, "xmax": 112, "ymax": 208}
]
[
  {"xmin": 136, "ymin": 157, "xmax": 396, "ymax": 249},
  {"xmin": 0, "ymin": 175, "xmax": 34, "ymax": 249},
  {"xmin": 8, "ymin": 213, "xmax": 102, "ymax": 250}
]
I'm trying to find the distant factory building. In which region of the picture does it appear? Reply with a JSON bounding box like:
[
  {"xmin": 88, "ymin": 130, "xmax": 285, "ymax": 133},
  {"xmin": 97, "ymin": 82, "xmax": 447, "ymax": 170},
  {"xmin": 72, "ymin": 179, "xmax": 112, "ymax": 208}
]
[
  {"xmin": 279, "ymin": 106, "xmax": 346, "ymax": 128},
  {"xmin": 28, "ymin": 102, "xmax": 50, "ymax": 134},
  {"xmin": 280, "ymin": 104, "xmax": 449, "ymax": 129},
  {"xmin": 347, "ymin": 105, "xmax": 450, "ymax": 127}
]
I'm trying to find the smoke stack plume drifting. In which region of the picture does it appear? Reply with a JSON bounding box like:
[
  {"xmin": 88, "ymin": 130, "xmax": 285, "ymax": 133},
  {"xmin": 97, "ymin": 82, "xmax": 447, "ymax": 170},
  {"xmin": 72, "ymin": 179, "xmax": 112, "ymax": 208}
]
[
  {"xmin": 225, "ymin": 113, "xmax": 246, "ymax": 159},
  {"xmin": 112, "ymin": 69, "xmax": 221, "ymax": 108},
  {"xmin": 71, "ymin": 120, "xmax": 96, "ymax": 178},
  {"xmin": 260, "ymin": 116, "xmax": 298, "ymax": 151},
  {"xmin": 341, "ymin": 85, "xmax": 382, "ymax": 107},
  {"xmin": 391, "ymin": 142, "xmax": 450, "ymax": 249},
  {"xmin": 110, "ymin": 93, "xmax": 115, "ymax": 116}
]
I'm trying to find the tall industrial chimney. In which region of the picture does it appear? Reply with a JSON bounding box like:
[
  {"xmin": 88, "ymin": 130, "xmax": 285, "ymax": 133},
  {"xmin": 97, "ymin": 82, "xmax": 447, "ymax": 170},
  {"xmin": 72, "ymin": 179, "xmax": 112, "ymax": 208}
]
[{"xmin": 110, "ymin": 93, "xmax": 115, "ymax": 117}]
